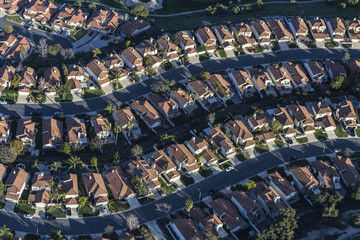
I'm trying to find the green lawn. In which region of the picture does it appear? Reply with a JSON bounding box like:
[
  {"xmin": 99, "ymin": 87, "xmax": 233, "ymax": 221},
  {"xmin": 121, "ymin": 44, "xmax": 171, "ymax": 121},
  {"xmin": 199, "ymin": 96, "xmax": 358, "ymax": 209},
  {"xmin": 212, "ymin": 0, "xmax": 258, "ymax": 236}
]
[
  {"xmin": 82, "ymin": 87, "xmax": 105, "ymax": 99},
  {"xmin": 199, "ymin": 165, "xmax": 213, "ymax": 178},
  {"xmin": 46, "ymin": 208, "xmax": 66, "ymax": 218},
  {"xmin": 236, "ymin": 151, "xmax": 250, "ymax": 162},
  {"xmin": 356, "ymin": 127, "xmax": 360, "ymax": 137},
  {"xmin": 199, "ymin": 54, "xmax": 209, "ymax": 61},
  {"xmin": 138, "ymin": 194, "xmax": 155, "ymax": 205},
  {"xmin": 79, "ymin": 202, "xmax": 97, "ymax": 217},
  {"xmin": 159, "ymin": 177, "xmax": 175, "ymax": 195},
  {"xmin": 254, "ymin": 144, "xmax": 269, "ymax": 154},
  {"xmin": 271, "ymin": 42, "xmax": 280, "ymax": 51},
  {"xmin": 253, "ymin": 45, "xmax": 263, "ymax": 53},
  {"xmin": 108, "ymin": 201, "xmax": 130, "ymax": 213},
  {"xmin": 296, "ymin": 137, "xmax": 308, "ymax": 143},
  {"xmin": 275, "ymin": 139, "xmax": 285, "ymax": 147},
  {"xmin": 4, "ymin": 14, "xmax": 23, "ymax": 23},
  {"xmin": 73, "ymin": 28, "xmax": 89, "ymax": 42},
  {"xmin": 180, "ymin": 174, "xmax": 195, "ymax": 186},
  {"xmin": 55, "ymin": 93, "xmax": 73, "ymax": 102},
  {"xmin": 1, "ymin": 89, "xmax": 18, "ymax": 102},
  {"xmin": 335, "ymin": 126, "xmax": 348, "ymax": 138},
  {"xmin": 219, "ymin": 160, "xmax": 232, "ymax": 170},
  {"xmin": 343, "ymin": 43, "xmax": 352, "ymax": 48},
  {"xmin": 306, "ymin": 41, "xmax": 317, "ymax": 48},
  {"xmin": 314, "ymin": 129, "xmax": 328, "ymax": 140},
  {"xmin": 325, "ymin": 41, "xmax": 335, "ymax": 48},
  {"xmin": 14, "ymin": 203, "xmax": 35, "ymax": 215},
  {"xmin": 218, "ymin": 49, "xmax": 227, "ymax": 58}
]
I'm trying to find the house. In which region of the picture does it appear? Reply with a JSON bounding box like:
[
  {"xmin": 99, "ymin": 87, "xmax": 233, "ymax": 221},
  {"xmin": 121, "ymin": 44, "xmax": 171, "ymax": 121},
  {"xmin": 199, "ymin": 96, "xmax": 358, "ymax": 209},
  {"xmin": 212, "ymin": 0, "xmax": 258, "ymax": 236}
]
[
  {"xmin": 311, "ymin": 160, "xmax": 341, "ymax": 189},
  {"xmin": 5, "ymin": 36, "xmax": 31, "ymax": 62},
  {"xmin": 87, "ymin": 9, "xmax": 121, "ymax": 34},
  {"xmin": 18, "ymin": 67, "xmax": 36, "ymax": 94},
  {"xmin": 207, "ymin": 127, "xmax": 236, "ymax": 159},
  {"xmin": 348, "ymin": 18, "xmax": 360, "ymax": 43},
  {"xmin": 143, "ymin": 54, "xmax": 162, "ymax": 69},
  {"xmin": 135, "ymin": 39, "xmax": 157, "ymax": 57},
  {"xmin": 247, "ymin": 113, "xmax": 269, "ymax": 131},
  {"xmin": 176, "ymin": 31, "xmax": 197, "ymax": 57},
  {"xmin": 169, "ymin": 88, "xmax": 196, "ymax": 114},
  {"xmin": 286, "ymin": 165, "xmax": 320, "ymax": 196},
  {"xmin": 65, "ymin": 117, "xmax": 87, "ymax": 145},
  {"xmin": 119, "ymin": 18, "xmax": 150, "ymax": 37},
  {"xmin": 120, "ymin": 47, "xmax": 144, "ymax": 72},
  {"xmin": 265, "ymin": 171, "xmax": 298, "ymax": 203},
  {"xmin": 90, "ymin": 114, "xmax": 113, "ymax": 143},
  {"xmin": 104, "ymin": 53, "xmax": 124, "ymax": 69},
  {"xmin": 186, "ymin": 136, "xmax": 209, "ymax": 155},
  {"xmin": 348, "ymin": 59, "xmax": 360, "ymax": 73},
  {"xmin": 131, "ymin": 99, "xmax": 162, "ymax": 130},
  {"xmin": 267, "ymin": 19, "xmax": 294, "ymax": 42},
  {"xmin": 105, "ymin": 166, "xmax": 135, "ymax": 200},
  {"xmin": 213, "ymin": 25, "xmax": 235, "ymax": 50},
  {"xmin": 128, "ymin": 160, "xmax": 160, "ymax": 189},
  {"xmin": 319, "ymin": 115, "xmax": 336, "ymax": 131},
  {"xmin": 272, "ymin": 107, "xmax": 295, "ymax": 133},
  {"xmin": 256, "ymin": 126, "xmax": 276, "ymax": 143},
  {"xmin": 325, "ymin": 60, "xmax": 347, "ymax": 79},
  {"xmin": 0, "ymin": 163, "xmax": 6, "ymax": 180},
  {"xmin": 283, "ymin": 62, "xmax": 312, "ymax": 92},
  {"xmin": 308, "ymin": 17, "xmax": 331, "ymax": 42},
  {"xmin": 0, "ymin": 34, "xmax": 17, "ymax": 59},
  {"xmin": 332, "ymin": 155, "xmax": 360, "ymax": 187},
  {"xmin": 167, "ymin": 144, "xmax": 199, "ymax": 173},
  {"xmin": 267, "ymin": 64, "xmax": 293, "ymax": 94},
  {"xmin": 157, "ymin": 35, "xmax": 179, "ymax": 62},
  {"xmin": 31, "ymin": 172, "xmax": 52, "ymax": 191},
  {"xmin": 86, "ymin": 59, "xmax": 110, "ymax": 87},
  {"xmin": 190, "ymin": 207, "xmax": 227, "ymax": 238},
  {"xmin": 169, "ymin": 217, "xmax": 201, "ymax": 240},
  {"xmin": 200, "ymin": 148, "xmax": 218, "ymax": 165},
  {"xmin": 209, "ymin": 197, "xmax": 248, "ymax": 232},
  {"xmin": 304, "ymin": 61, "xmax": 328, "ymax": 83},
  {"xmin": 0, "ymin": 65, "xmax": 15, "ymax": 91},
  {"xmin": 288, "ymin": 104, "xmax": 315, "ymax": 133},
  {"xmin": 33, "ymin": 189, "xmax": 51, "ymax": 207},
  {"xmin": 82, "ymin": 172, "xmax": 109, "ymax": 205},
  {"xmin": 50, "ymin": 7, "xmax": 86, "ymax": 33},
  {"xmin": 118, "ymin": 232, "xmax": 135, "ymax": 240},
  {"xmin": 186, "ymin": 80, "xmax": 217, "ymax": 111},
  {"xmin": 207, "ymin": 74, "xmax": 233, "ymax": 105},
  {"xmin": 231, "ymin": 23, "xmax": 257, "ymax": 49},
  {"xmin": 224, "ymin": 119, "xmax": 254, "ymax": 149},
  {"xmin": 109, "ymin": 66, "xmax": 131, "ymax": 82},
  {"xmin": 228, "ymin": 70, "xmax": 255, "ymax": 98},
  {"xmin": 251, "ymin": 20, "xmax": 272, "ymax": 46},
  {"xmin": 311, "ymin": 102, "xmax": 332, "ymax": 120},
  {"xmin": 5, "ymin": 167, "xmax": 30, "ymax": 203},
  {"xmin": 67, "ymin": 64, "xmax": 85, "ymax": 82},
  {"xmin": 22, "ymin": 0, "xmax": 58, "ymax": 24},
  {"xmin": 42, "ymin": 118, "xmax": 63, "ymax": 150},
  {"xmin": 195, "ymin": 26, "xmax": 217, "ymax": 52},
  {"xmin": 148, "ymin": 93, "xmax": 180, "ymax": 120},
  {"xmin": 61, "ymin": 174, "xmax": 79, "ymax": 208},
  {"xmin": 248, "ymin": 67, "xmax": 275, "ymax": 96},
  {"xmin": 335, "ymin": 100, "xmax": 358, "ymax": 129},
  {"xmin": 152, "ymin": 150, "xmax": 180, "ymax": 183},
  {"xmin": 44, "ymin": 66, "xmax": 61, "ymax": 95},
  {"xmin": 0, "ymin": 116, "xmax": 10, "ymax": 144},
  {"xmin": 0, "ymin": 0, "xmax": 27, "ymax": 14},
  {"xmin": 288, "ymin": 17, "xmax": 309, "ymax": 41},
  {"xmin": 327, "ymin": 17, "xmax": 346, "ymax": 42},
  {"xmin": 112, "ymin": 108, "xmax": 141, "ymax": 142},
  {"xmin": 252, "ymin": 181, "xmax": 281, "ymax": 215},
  {"xmin": 230, "ymin": 190, "xmax": 264, "ymax": 227}
]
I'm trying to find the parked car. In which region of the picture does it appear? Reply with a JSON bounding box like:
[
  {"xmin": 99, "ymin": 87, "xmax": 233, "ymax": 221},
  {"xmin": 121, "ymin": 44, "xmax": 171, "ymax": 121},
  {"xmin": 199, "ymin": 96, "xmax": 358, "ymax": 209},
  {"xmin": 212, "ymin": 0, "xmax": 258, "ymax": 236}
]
[
  {"xmin": 286, "ymin": 138, "xmax": 293, "ymax": 144},
  {"xmin": 100, "ymin": 205, "xmax": 107, "ymax": 213},
  {"xmin": 289, "ymin": 156, "xmax": 297, "ymax": 161},
  {"xmin": 334, "ymin": 149, "xmax": 342, "ymax": 153},
  {"xmin": 89, "ymin": 30, "xmax": 94, "ymax": 36},
  {"xmin": 45, "ymin": 215, "xmax": 56, "ymax": 221},
  {"xmin": 225, "ymin": 166, "xmax": 234, "ymax": 172},
  {"xmin": 23, "ymin": 214, "xmax": 33, "ymax": 219},
  {"xmin": 208, "ymin": 188, "xmax": 218, "ymax": 195}
]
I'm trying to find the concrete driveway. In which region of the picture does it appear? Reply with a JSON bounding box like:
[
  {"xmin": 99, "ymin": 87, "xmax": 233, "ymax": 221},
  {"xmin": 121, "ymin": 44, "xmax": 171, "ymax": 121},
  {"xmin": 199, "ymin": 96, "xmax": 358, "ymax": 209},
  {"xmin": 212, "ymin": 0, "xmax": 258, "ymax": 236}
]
[
  {"xmin": 34, "ymin": 207, "xmax": 46, "ymax": 218},
  {"xmin": 127, "ymin": 197, "xmax": 141, "ymax": 209},
  {"xmin": 3, "ymin": 202, "xmax": 16, "ymax": 212}
]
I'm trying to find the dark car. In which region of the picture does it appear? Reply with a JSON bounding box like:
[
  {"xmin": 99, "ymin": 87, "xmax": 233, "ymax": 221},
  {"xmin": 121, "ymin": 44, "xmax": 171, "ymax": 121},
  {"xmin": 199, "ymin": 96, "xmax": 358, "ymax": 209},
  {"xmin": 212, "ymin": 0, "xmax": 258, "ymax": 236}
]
[
  {"xmin": 29, "ymin": 111, "xmax": 41, "ymax": 116},
  {"xmin": 89, "ymin": 30, "xmax": 94, "ymax": 36},
  {"xmin": 208, "ymin": 188, "xmax": 218, "ymax": 195},
  {"xmin": 349, "ymin": 128, "xmax": 356, "ymax": 137},
  {"xmin": 169, "ymin": 213, "xmax": 177, "ymax": 219},
  {"xmin": 66, "ymin": 208, "xmax": 71, "ymax": 216},
  {"xmin": 289, "ymin": 156, "xmax": 297, "ymax": 161},
  {"xmin": 7, "ymin": 100, "xmax": 15, "ymax": 105},
  {"xmin": 286, "ymin": 138, "xmax": 293, "ymax": 144},
  {"xmin": 45, "ymin": 216, "xmax": 56, "ymax": 221}
]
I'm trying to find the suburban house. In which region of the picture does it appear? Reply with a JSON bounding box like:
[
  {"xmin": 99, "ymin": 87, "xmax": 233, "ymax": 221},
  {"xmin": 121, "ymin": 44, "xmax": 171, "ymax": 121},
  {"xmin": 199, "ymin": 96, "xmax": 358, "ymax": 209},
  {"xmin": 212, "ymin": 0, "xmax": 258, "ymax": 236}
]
[
  {"xmin": 176, "ymin": 31, "xmax": 197, "ymax": 57},
  {"xmin": 131, "ymin": 99, "xmax": 163, "ymax": 130},
  {"xmin": 87, "ymin": 9, "xmax": 121, "ymax": 34},
  {"xmin": 0, "ymin": 65, "xmax": 15, "ymax": 90},
  {"xmin": 248, "ymin": 67, "xmax": 275, "ymax": 96},
  {"xmin": 213, "ymin": 25, "xmax": 235, "ymax": 50},
  {"xmin": 50, "ymin": 7, "xmax": 86, "ymax": 33},
  {"xmin": 285, "ymin": 165, "xmax": 320, "ymax": 196},
  {"xmin": 256, "ymin": 126, "xmax": 276, "ymax": 143},
  {"xmin": 327, "ymin": 17, "xmax": 346, "ymax": 42},
  {"xmin": 325, "ymin": 60, "xmax": 347, "ymax": 79},
  {"xmin": 231, "ymin": 23, "xmax": 257, "ymax": 49},
  {"xmin": 335, "ymin": 100, "xmax": 358, "ymax": 129},
  {"xmin": 272, "ymin": 107, "xmax": 296, "ymax": 137},
  {"xmin": 5, "ymin": 167, "xmax": 30, "ymax": 203},
  {"xmin": 332, "ymin": 155, "xmax": 360, "ymax": 187},
  {"xmin": 348, "ymin": 18, "xmax": 360, "ymax": 43},
  {"xmin": 118, "ymin": 232, "xmax": 135, "ymax": 240},
  {"xmin": 195, "ymin": 26, "xmax": 217, "ymax": 52},
  {"xmin": 251, "ymin": 181, "xmax": 281, "ymax": 215},
  {"xmin": 22, "ymin": 0, "xmax": 58, "ymax": 24},
  {"xmin": 90, "ymin": 114, "xmax": 113, "ymax": 143},
  {"xmin": 267, "ymin": 19, "xmax": 294, "ymax": 42},
  {"xmin": 311, "ymin": 102, "xmax": 332, "ymax": 120},
  {"xmin": 311, "ymin": 160, "xmax": 341, "ymax": 189},
  {"xmin": 209, "ymin": 197, "xmax": 248, "ymax": 233},
  {"xmin": 186, "ymin": 80, "xmax": 217, "ymax": 111},
  {"xmin": 34, "ymin": 189, "xmax": 50, "ymax": 208},
  {"xmin": 283, "ymin": 62, "xmax": 312, "ymax": 92},
  {"xmin": 44, "ymin": 66, "xmax": 61, "ymax": 95},
  {"xmin": 82, "ymin": 172, "xmax": 109, "ymax": 205},
  {"xmin": 319, "ymin": 115, "xmax": 337, "ymax": 131},
  {"xmin": 247, "ymin": 113, "xmax": 269, "ymax": 131},
  {"xmin": 207, "ymin": 74, "xmax": 233, "ymax": 105},
  {"xmin": 0, "ymin": 0, "xmax": 27, "ymax": 13},
  {"xmin": 42, "ymin": 118, "xmax": 63, "ymax": 150},
  {"xmin": 224, "ymin": 119, "xmax": 255, "ymax": 149},
  {"xmin": 119, "ymin": 18, "xmax": 150, "ymax": 37},
  {"xmin": 0, "ymin": 164, "xmax": 6, "ymax": 180},
  {"xmin": 31, "ymin": 172, "xmax": 52, "ymax": 191},
  {"xmin": 148, "ymin": 93, "xmax": 180, "ymax": 120},
  {"xmin": 85, "ymin": 59, "xmax": 110, "ymax": 87},
  {"xmin": 288, "ymin": 17, "xmax": 309, "ymax": 41},
  {"xmin": 0, "ymin": 116, "xmax": 10, "ymax": 145},
  {"xmin": 169, "ymin": 88, "xmax": 196, "ymax": 114},
  {"xmin": 15, "ymin": 119, "xmax": 36, "ymax": 152},
  {"xmin": 251, "ymin": 20, "xmax": 272, "ymax": 46},
  {"xmin": 308, "ymin": 17, "xmax": 331, "ymax": 42},
  {"xmin": 167, "ymin": 144, "xmax": 199, "ymax": 173},
  {"xmin": 304, "ymin": 61, "xmax": 328, "ymax": 83},
  {"xmin": 104, "ymin": 53, "xmax": 124, "ymax": 69},
  {"xmin": 128, "ymin": 160, "xmax": 161, "ymax": 189},
  {"xmin": 112, "ymin": 108, "xmax": 141, "ymax": 143},
  {"xmin": 267, "ymin": 64, "xmax": 293, "ymax": 94},
  {"xmin": 105, "ymin": 166, "xmax": 135, "ymax": 200},
  {"xmin": 65, "ymin": 117, "xmax": 87, "ymax": 145},
  {"xmin": 288, "ymin": 104, "xmax": 316, "ymax": 134},
  {"xmin": 190, "ymin": 207, "xmax": 227, "ymax": 238},
  {"xmin": 348, "ymin": 59, "xmax": 360, "ymax": 73},
  {"xmin": 157, "ymin": 35, "xmax": 179, "ymax": 62},
  {"xmin": 135, "ymin": 39, "xmax": 158, "ymax": 57},
  {"xmin": 61, "ymin": 174, "xmax": 79, "ymax": 208},
  {"xmin": 0, "ymin": 34, "xmax": 17, "ymax": 59},
  {"xmin": 186, "ymin": 136, "xmax": 209, "ymax": 155},
  {"xmin": 120, "ymin": 47, "xmax": 144, "ymax": 72},
  {"xmin": 152, "ymin": 150, "xmax": 180, "ymax": 183},
  {"xmin": 265, "ymin": 171, "xmax": 298, "ymax": 203},
  {"xmin": 67, "ymin": 64, "xmax": 85, "ymax": 82},
  {"xmin": 18, "ymin": 66, "xmax": 36, "ymax": 94},
  {"xmin": 169, "ymin": 217, "xmax": 201, "ymax": 240},
  {"xmin": 5, "ymin": 36, "xmax": 31, "ymax": 62},
  {"xmin": 207, "ymin": 127, "xmax": 236, "ymax": 159},
  {"xmin": 228, "ymin": 70, "xmax": 256, "ymax": 99}
]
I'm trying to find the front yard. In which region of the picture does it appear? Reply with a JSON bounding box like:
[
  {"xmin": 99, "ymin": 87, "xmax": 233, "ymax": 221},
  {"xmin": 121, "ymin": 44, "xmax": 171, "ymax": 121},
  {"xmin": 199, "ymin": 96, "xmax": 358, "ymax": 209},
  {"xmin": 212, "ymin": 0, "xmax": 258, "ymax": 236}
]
[
  {"xmin": 82, "ymin": 87, "xmax": 105, "ymax": 99},
  {"xmin": 4, "ymin": 14, "xmax": 23, "ymax": 23},
  {"xmin": 78, "ymin": 201, "xmax": 97, "ymax": 217},
  {"xmin": 254, "ymin": 143, "xmax": 270, "ymax": 154},
  {"xmin": 138, "ymin": 194, "xmax": 155, "ymax": 205},
  {"xmin": 14, "ymin": 202, "xmax": 35, "ymax": 215},
  {"xmin": 356, "ymin": 127, "xmax": 360, "ymax": 137},
  {"xmin": 180, "ymin": 174, "xmax": 195, "ymax": 186},
  {"xmin": 219, "ymin": 160, "xmax": 232, "ymax": 170},
  {"xmin": 199, "ymin": 54, "xmax": 209, "ymax": 61},
  {"xmin": 296, "ymin": 137, "xmax": 308, "ymax": 143},
  {"xmin": 159, "ymin": 177, "xmax": 175, "ymax": 195},
  {"xmin": 46, "ymin": 207, "xmax": 66, "ymax": 218},
  {"xmin": 335, "ymin": 126, "xmax": 348, "ymax": 138},
  {"xmin": 314, "ymin": 129, "xmax": 328, "ymax": 140},
  {"xmin": 275, "ymin": 139, "xmax": 285, "ymax": 147},
  {"xmin": 1, "ymin": 89, "xmax": 18, "ymax": 102},
  {"xmin": 199, "ymin": 165, "xmax": 213, "ymax": 178},
  {"xmin": 108, "ymin": 200, "xmax": 129, "ymax": 213}
]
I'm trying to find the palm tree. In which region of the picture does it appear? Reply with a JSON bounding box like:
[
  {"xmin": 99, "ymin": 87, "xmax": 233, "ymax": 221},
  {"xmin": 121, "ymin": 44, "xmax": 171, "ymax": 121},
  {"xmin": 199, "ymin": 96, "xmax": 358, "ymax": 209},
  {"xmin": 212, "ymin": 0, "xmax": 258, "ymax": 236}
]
[
  {"xmin": 31, "ymin": 159, "xmax": 38, "ymax": 169},
  {"xmin": 0, "ymin": 225, "xmax": 13, "ymax": 240},
  {"xmin": 104, "ymin": 104, "xmax": 112, "ymax": 115},
  {"xmin": 51, "ymin": 161, "xmax": 62, "ymax": 172},
  {"xmin": 244, "ymin": 180, "xmax": 256, "ymax": 191},
  {"xmin": 114, "ymin": 123, "xmax": 121, "ymax": 147},
  {"xmin": 161, "ymin": 79, "xmax": 173, "ymax": 92},
  {"xmin": 105, "ymin": 122, "xmax": 112, "ymax": 132},
  {"xmin": 92, "ymin": 48, "xmax": 101, "ymax": 58},
  {"xmin": 112, "ymin": 72, "xmax": 121, "ymax": 90},
  {"xmin": 56, "ymin": 83, "xmax": 71, "ymax": 100},
  {"xmin": 66, "ymin": 156, "xmax": 83, "ymax": 171}
]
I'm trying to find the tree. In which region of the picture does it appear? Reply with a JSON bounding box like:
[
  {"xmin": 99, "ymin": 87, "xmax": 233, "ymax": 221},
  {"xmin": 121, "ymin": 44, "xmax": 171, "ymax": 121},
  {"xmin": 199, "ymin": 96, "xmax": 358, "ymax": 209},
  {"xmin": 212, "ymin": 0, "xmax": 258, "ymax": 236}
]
[
  {"xmin": 0, "ymin": 146, "xmax": 18, "ymax": 164},
  {"xmin": 78, "ymin": 196, "xmax": 88, "ymax": 207},
  {"xmin": 270, "ymin": 120, "xmax": 283, "ymax": 133},
  {"xmin": 89, "ymin": 2, "xmax": 96, "ymax": 9},
  {"xmin": 244, "ymin": 180, "xmax": 256, "ymax": 191},
  {"xmin": 3, "ymin": 25, "xmax": 13, "ymax": 34},
  {"xmin": 60, "ymin": 48, "xmax": 74, "ymax": 60},
  {"xmin": 90, "ymin": 156, "xmax": 98, "ymax": 168},
  {"xmin": 130, "ymin": 2, "xmax": 149, "ymax": 18},
  {"xmin": 92, "ymin": 48, "xmax": 101, "ymax": 58},
  {"xmin": 69, "ymin": 29, "xmax": 77, "ymax": 41},
  {"xmin": 207, "ymin": 112, "xmax": 216, "ymax": 125},
  {"xmin": 199, "ymin": 71, "xmax": 210, "ymax": 80},
  {"xmin": 126, "ymin": 213, "xmax": 139, "ymax": 231},
  {"xmin": 185, "ymin": 199, "xmax": 193, "ymax": 212},
  {"xmin": 56, "ymin": 82, "xmax": 71, "ymax": 100},
  {"xmin": 232, "ymin": 6, "xmax": 241, "ymax": 14},
  {"xmin": 0, "ymin": 180, "xmax": 4, "ymax": 199},
  {"xmin": 343, "ymin": 52, "xmax": 351, "ymax": 61},
  {"xmin": 160, "ymin": 133, "xmax": 175, "ymax": 145},
  {"xmin": 104, "ymin": 104, "xmax": 112, "ymax": 115},
  {"xmin": 48, "ymin": 44, "xmax": 62, "ymax": 56},
  {"xmin": 131, "ymin": 177, "xmax": 148, "ymax": 196},
  {"xmin": 160, "ymin": 79, "xmax": 174, "ymax": 92},
  {"xmin": 256, "ymin": 0, "xmax": 264, "ymax": 7},
  {"xmin": 74, "ymin": 0, "xmax": 82, "ymax": 6},
  {"xmin": 339, "ymin": 2, "xmax": 346, "ymax": 8},
  {"xmin": 10, "ymin": 73, "xmax": 21, "ymax": 88},
  {"xmin": 51, "ymin": 161, "xmax": 62, "ymax": 172},
  {"xmin": 19, "ymin": 46, "xmax": 29, "ymax": 60},
  {"xmin": 37, "ymin": 38, "xmax": 48, "ymax": 61},
  {"xmin": 330, "ymin": 75, "xmax": 345, "ymax": 89},
  {"xmin": 49, "ymin": 230, "xmax": 65, "ymax": 240},
  {"xmin": 315, "ymin": 191, "xmax": 343, "ymax": 218},
  {"xmin": 344, "ymin": 147, "xmax": 353, "ymax": 157},
  {"xmin": 0, "ymin": 225, "xmax": 13, "ymax": 240},
  {"xmin": 66, "ymin": 155, "xmax": 83, "ymax": 171},
  {"xmin": 131, "ymin": 144, "xmax": 143, "ymax": 157},
  {"xmin": 90, "ymin": 136, "xmax": 102, "ymax": 153},
  {"xmin": 104, "ymin": 225, "xmax": 114, "ymax": 235},
  {"xmin": 347, "ymin": 0, "xmax": 359, "ymax": 5},
  {"xmin": 202, "ymin": 230, "xmax": 219, "ymax": 240},
  {"xmin": 114, "ymin": 123, "xmax": 121, "ymax": 147},
  {"xmin": 353, "ymin": 182, "xmax": 360, "ymax": 201},
  {"xmin": 10, "ymin": 140, "xmax": 23, "ymax": 155},
  {"xmin": 59, "ymin": 142, "xmax": 72, "ymax": 155},
  {"xmin": 37, "ymin": 77, "xmax": 46, "ymax": 92}
]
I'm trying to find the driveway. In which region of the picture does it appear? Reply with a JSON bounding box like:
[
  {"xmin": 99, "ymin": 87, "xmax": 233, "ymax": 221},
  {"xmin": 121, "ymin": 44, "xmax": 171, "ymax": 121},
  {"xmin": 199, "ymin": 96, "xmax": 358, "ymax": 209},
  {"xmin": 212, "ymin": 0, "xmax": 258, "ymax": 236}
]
[
  {"xmin": 146, "ymin": 220, "xmax": 166, "ymax": 240},
  {"xmin": 34, "ymin": 207, "xmax": 46, "ymax": 218},
  {"xmin": 127, "ymin": 197, "xmax": 141, "ymax": 209},
  {"xmin": 3, "ymin": 202, "xmax": 16, "ymax": 212}
]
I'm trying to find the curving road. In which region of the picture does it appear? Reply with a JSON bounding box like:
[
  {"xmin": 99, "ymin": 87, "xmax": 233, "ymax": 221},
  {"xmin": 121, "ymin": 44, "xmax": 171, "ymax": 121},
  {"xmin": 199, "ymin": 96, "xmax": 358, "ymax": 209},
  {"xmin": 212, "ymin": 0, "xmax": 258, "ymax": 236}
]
[{"xmin": 1, "ymin": 138, "xmax": 360, "ymax": 235}]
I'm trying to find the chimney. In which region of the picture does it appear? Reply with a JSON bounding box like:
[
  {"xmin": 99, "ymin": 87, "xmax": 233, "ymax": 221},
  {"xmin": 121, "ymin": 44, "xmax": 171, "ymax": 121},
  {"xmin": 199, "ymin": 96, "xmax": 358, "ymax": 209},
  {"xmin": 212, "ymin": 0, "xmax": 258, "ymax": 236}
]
[
  {"xmin": 137, "ymin": 163, "xmax": 139, "ymax": 168},
  {"xmin": 112, "ymin": 169, "xmax": 114, "ymax": 173},
  {"xmin": 13, "ymin": 170, "xmax": 16, "ymax": 175},
  {"xmin": 175, "ymin": 147, "xmax": 178, "ymax": 151},
  {"xmin": 89, "ymin": 176, "xmax": 92, "ymax": 180},
  {"xmin": 40, "ymin": 172, "xmax": 44, "ymax": 176},
  {"xmin": 192, "ymin": 136, "xmax": 195, "ymax": 141},
  {"xmin": 233, "ymin": 123, "xmax": 236, "ymax": 127}
]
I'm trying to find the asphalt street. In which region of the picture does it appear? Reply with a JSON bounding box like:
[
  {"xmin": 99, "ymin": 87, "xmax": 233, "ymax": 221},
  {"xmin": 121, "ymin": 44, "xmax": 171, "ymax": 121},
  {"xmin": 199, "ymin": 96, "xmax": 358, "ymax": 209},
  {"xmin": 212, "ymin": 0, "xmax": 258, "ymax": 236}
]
[
  {"xmin": 0, "ymin": 48, "xmax": 357, "ymax": 117},
  {"xmin": 1, "ymin": 138, "xmax": 359, "ymax": 235}
]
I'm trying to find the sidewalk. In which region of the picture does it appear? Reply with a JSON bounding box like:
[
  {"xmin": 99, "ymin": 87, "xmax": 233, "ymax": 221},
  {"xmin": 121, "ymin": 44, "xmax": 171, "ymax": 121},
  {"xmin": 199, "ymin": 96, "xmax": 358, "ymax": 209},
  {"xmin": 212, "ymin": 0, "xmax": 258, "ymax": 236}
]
[{"xmin": 146, "ymin": 220, "xmax": 166, "ymax": 240}]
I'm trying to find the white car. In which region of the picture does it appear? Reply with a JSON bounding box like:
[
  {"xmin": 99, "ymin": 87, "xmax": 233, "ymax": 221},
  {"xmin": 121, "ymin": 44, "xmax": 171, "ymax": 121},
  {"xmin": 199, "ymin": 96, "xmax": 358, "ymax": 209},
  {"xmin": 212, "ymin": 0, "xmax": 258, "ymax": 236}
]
[
  {"xmin": 23, "ymin": 214, "xmax": 33, "ymax": 219},
  {"xmin": 101, "ymin": 206, "xmax": 107, "ymax": 213},
  {"xmin": 225, "ymin": 166, "xmax": 234, "ymax": 172}
]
